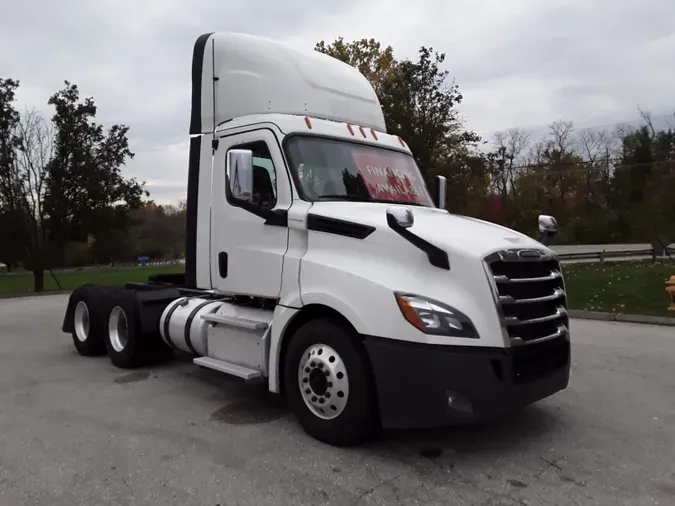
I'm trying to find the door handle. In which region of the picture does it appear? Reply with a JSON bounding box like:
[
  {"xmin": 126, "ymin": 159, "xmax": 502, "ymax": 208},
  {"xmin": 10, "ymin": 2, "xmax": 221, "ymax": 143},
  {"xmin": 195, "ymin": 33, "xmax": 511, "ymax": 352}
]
[{"xmin": 218, "ymin": 252, "xmax": 228, "ymax": 278}]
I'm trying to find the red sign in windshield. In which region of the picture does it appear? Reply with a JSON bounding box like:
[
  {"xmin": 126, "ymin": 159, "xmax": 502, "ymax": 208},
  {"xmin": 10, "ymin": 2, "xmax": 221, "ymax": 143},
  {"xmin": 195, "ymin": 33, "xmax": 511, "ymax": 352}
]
[{"xmin": 352, "ymin": 151, "xmax": 430, "ymax": 204}]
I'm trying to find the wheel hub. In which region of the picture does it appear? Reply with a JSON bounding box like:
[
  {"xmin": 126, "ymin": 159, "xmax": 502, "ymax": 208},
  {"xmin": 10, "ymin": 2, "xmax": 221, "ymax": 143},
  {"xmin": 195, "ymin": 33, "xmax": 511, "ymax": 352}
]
[
  {"xmin": 108, "ymin": 306, "xmax": 129, "ymax": 353},
  {"xmin": 74, "ymin": 301, "xmax": 90, "ymax": 343},
  {"xmin": 298, "ymin": 343, "xmax": 349, "ymax": 420},
  {"xmin": 308, "ymin": 368, "xmax": 328, "ymax": 396}
]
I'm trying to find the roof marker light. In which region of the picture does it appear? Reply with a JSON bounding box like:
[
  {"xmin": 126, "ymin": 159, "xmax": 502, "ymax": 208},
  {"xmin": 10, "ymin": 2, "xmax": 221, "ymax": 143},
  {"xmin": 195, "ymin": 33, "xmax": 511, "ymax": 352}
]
[
  {"xmin": 347, "ymin": 124, "xmax": 355, "ymax": 135},
  {"xmin": 371, "ymin": 129, "xmax": 378, "ymax": 140},
  {"xmin": 304, "ymin": 116, "xmax": 312, "ymax": 129},
  {"xmin": 359, "ymin": 126, "xmax": 367, "ymax": 138},
  {"xmin": 398, "ymin": 136, "xmax": 406, "ymax": 147}
]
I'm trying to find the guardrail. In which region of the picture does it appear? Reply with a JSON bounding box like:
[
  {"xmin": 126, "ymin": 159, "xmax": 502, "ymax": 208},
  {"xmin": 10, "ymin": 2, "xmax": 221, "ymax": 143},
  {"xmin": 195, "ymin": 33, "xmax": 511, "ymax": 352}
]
[{"xmin": 556, "ymin": 248, "xmax": 674, "ymax": 262}]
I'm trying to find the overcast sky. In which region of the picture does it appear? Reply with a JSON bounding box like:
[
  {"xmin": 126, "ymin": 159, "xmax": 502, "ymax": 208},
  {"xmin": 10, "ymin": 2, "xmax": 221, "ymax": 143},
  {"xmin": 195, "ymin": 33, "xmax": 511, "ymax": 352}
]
[{"xmin": 2, "ymin": 0, "xmax": 674, "ymax": 203}]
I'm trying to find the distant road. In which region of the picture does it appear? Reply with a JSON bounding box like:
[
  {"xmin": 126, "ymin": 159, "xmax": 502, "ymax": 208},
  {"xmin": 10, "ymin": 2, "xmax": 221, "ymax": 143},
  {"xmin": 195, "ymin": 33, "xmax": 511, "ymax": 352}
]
[
  {"xmin": 551, "ymin": 243, "xmax": 673, "ymax": 255},
  {"xmin": 550, "ymin": 243, "xmax": 674, "ymax": 264}
]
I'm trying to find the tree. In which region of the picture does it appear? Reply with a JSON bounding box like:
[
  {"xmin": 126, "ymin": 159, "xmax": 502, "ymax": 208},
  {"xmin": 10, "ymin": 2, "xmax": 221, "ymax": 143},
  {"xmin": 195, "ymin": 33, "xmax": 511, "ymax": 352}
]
[
  {"xmin": 9, "ymin": 108, "xmax": 56, "ymax": 289},
  {"xmin": 0, "ymin": 79, "xmax": 56, "ymax": 284},
  {"xmin": 489, "ymin": 128, "xmax": 531, "ymax": 220},
  {"xmin": 45, "ymin": 82, "xmax": 146, "ymax": 259},
  {"xmin": 0, "ymin": 79, "xmax": 146, "ymax": 291},
  {"xmin": 314, "ymin": 38, "xmax": 396, "ymax": 98},
  {"xmin": 316, "ymin": 38, "xmax": 481, "ymax": 202},
  {"xmin": 0, "ymin": 78, "xmax": 22, "ymax": 271}
]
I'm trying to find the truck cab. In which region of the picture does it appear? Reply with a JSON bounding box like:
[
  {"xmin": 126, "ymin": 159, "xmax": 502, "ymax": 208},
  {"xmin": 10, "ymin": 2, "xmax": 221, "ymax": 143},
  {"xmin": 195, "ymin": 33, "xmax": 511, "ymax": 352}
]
[{"xmin": 62, "ymin": 32, "xmax": 571, "ymax": 446}]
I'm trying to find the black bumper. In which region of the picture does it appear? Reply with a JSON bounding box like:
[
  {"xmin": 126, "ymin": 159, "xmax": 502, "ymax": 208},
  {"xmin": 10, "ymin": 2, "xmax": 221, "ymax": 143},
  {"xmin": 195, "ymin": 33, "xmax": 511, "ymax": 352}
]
[{"xmin": 363, "ymin": 335, "xmax": 570, "ymax": 430}]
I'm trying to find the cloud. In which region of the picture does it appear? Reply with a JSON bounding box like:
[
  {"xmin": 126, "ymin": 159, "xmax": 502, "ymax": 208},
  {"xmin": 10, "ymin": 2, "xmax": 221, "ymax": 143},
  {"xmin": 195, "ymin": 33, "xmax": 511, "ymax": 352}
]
[{"xmin": 2, "ymin": 0, "xmax": 673, "ymax": 203}]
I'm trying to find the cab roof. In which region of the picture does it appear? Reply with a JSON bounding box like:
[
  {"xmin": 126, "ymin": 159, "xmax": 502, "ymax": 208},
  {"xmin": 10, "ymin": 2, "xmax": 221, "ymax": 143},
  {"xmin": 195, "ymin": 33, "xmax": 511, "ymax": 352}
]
[{"xmin": 189, "ymin": 32, "xmax": 386, "ymax": 136}]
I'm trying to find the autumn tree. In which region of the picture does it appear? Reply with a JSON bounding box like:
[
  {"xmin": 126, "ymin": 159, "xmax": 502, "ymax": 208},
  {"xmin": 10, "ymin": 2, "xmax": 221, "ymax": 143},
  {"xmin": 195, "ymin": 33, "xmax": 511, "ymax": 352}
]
[
  {"xmin": 314, "ymin": 38, "xmax": 396, "ymax": 97},
  {"xmin": 315, "ymin": 38, "xmax": 485, "ymax": 208}
]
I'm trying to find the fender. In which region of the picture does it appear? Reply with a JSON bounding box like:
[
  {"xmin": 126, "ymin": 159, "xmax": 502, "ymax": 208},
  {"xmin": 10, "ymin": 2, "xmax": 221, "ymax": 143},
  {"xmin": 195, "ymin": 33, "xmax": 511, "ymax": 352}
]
[{"xmin": 267, "ymin": 292, "xmax": 367, "ymax": 393}]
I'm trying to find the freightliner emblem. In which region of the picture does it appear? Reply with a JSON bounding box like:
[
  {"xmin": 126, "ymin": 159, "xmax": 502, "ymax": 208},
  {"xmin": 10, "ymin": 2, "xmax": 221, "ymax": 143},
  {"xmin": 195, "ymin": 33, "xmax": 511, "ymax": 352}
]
[{"xmin": 517, "ymin": 249, "xmax": 544, "ymax": 259}]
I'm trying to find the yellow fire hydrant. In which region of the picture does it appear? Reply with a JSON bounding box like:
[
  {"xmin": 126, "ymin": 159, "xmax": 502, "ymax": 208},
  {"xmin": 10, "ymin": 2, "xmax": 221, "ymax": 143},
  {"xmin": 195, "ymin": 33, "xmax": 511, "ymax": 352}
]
[{"xmin": 667, "ymin": 275, "xmax": 675, "ymax": 311}]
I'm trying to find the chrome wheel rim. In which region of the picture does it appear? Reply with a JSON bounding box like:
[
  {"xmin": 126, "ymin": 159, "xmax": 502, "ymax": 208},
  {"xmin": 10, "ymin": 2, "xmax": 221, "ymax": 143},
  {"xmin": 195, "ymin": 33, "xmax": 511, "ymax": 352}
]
[
  {"xmin": 108, "ymin": 306, "xmax": 128, "ymax": 353},
  {"xmin": 74, "ymin": 301, "xmax": 90, "ymax": 343},
  {"xmin": 297, "ymin": 344, "xmax": 349, "ymax": 420}
]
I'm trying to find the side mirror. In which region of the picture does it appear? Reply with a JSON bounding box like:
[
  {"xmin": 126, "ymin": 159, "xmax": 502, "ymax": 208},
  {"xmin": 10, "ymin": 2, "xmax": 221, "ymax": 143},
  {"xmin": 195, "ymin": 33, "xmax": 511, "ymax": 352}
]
[
  {"xmin": 434, "ymin": 175, "xmax": 447, "ymax": 210},
  {"xmin": 538, "ymin": 214, "xmax": 558, "ymax": 245},
  {"xmin": 226, "ymin": 149, "xmax": 254, "ymax": 201},
  {"xmin": 386, "ymin": 206, "xmax": 414, "ymax": 229}
]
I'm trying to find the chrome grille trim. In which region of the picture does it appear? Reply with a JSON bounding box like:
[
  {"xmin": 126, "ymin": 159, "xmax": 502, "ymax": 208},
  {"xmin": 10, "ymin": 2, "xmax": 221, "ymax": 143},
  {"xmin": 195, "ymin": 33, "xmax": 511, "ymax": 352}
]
[
  {"xmin": 503, "ymin": 306, "xmax": 568, "ymax": 326},
  {"xmin": 499, "ymin": 287, "xmax": 566, "ymax": 305},
  {"xmin": 484, "ymin": 248, "xmax": 569, "ymax": 347},
  {"xmin": 493, "ymin": 270, "xmax": 562, "ymax": 284},
  {"xmin": 510, "ymin": 324, "xmax": 568, "ymax": 347}
]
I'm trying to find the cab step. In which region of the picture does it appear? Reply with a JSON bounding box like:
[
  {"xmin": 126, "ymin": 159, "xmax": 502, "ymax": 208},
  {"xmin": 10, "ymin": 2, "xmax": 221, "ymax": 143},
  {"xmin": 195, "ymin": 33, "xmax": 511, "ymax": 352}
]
[
  {"xmin": 201, "ymin": 313, "xmax": 269, "ymax": 331},
  {"xmin": 193, "ymin": 357, "xmax": 263, "ymax": 382}
]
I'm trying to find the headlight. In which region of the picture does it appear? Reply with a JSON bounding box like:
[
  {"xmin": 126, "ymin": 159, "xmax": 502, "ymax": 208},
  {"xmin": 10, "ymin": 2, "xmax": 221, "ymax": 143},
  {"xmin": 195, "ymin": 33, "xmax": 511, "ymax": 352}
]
[{"xmin": 394, "ymin": 293, "xmax": 479, "ymax": 338}]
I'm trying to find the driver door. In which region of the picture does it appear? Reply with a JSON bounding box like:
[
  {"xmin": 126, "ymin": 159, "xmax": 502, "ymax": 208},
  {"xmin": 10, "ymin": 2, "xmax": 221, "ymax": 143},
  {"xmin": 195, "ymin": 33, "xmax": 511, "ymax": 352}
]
[{"xmin": 210, "ymin": 129, "xmax": 291, "ymax": 298}]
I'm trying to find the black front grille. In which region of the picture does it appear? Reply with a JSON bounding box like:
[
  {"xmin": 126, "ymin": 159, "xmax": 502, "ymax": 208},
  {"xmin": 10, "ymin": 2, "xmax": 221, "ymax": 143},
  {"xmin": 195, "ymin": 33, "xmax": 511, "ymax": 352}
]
[{"xmin": 485, "ymin": 250, "xmax": 569, "ymax": 346}]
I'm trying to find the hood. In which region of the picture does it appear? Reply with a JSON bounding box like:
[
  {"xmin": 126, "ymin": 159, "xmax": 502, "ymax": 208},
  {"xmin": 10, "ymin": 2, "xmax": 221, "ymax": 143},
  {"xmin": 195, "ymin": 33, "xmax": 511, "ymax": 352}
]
[{"xmin": 309, "ymin": 201, "xmax": 547, "ymax": 258}]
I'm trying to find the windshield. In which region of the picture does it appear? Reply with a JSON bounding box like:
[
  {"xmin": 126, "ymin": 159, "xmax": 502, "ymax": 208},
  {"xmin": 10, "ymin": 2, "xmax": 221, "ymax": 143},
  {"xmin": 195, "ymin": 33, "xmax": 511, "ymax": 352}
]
[{"xmin": 284, "ymin": 136, "xmax": 434, "ymax": 207}]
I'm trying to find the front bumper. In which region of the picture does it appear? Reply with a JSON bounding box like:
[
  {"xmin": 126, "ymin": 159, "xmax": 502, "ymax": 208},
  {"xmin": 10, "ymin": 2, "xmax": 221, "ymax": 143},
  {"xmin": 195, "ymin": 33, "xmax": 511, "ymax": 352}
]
[{"xmin": 363, "ymin": 334, "xmax": 570, "ymax": 429}]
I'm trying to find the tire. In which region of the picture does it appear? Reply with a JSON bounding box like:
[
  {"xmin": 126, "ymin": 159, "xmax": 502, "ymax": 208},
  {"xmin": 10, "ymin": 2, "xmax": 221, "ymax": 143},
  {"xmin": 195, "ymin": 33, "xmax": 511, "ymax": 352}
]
[
  {"xmin": 103, "ymin": 289, "xmax": 174, "ymax": 369},
  {"xmin": 284, "ymin": 317, "xmax": 379, "ymax": 446},
  {"xmin": 70, "ymin": 285, "xmax": 112, "ymax": 357},
  {"xmin": 104, "ymin": 290, "xmax": 149, "ymax": 369}
]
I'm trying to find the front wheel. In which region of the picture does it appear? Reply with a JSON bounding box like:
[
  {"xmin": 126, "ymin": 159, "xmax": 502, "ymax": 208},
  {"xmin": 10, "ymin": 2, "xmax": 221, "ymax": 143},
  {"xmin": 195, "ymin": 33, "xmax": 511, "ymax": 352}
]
[{"xmin": 284, "ymin": 318, "xmax": 379, "ymax": 446}]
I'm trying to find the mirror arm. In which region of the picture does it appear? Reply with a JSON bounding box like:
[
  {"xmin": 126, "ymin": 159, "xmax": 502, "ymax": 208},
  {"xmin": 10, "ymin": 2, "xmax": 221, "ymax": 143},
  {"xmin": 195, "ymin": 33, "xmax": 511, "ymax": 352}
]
[
  {"xmin": 386, "ymin": 213, "xmax": 450, "ymax": 270},
  {"xmin": 226, "ymin": 193, "xmax": 288, "ymax": 227}
]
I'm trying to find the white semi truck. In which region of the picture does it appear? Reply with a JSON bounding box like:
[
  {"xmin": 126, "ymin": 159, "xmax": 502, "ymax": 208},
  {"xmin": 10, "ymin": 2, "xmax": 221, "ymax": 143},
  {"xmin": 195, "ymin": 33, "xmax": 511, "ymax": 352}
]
[{"xmin": 61, "ymin": 31, "xmax": 570, "ymax": 446}]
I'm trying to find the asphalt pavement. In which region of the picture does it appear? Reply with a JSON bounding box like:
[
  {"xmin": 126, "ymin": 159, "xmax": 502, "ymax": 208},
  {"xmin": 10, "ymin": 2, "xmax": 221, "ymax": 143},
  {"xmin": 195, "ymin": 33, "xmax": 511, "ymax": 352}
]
[{"xmin": 1, "ymin": 295, "xmax": 674, "ymax": 505}]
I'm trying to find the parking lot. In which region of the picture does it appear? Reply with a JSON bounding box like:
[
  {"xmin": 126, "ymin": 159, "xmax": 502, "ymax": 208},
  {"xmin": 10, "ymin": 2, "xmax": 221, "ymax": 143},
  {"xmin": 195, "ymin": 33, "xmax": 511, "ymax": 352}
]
[{"xmin": 1, "ymin": 294, "xmax": 674, "ymax": 505}]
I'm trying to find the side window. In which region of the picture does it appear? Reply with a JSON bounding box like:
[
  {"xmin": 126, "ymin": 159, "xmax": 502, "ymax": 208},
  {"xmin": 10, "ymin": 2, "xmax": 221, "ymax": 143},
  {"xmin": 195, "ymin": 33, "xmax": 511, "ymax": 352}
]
[{"xmin": 228, "ymin": 140, "xmax": 277, "ymax": 210}]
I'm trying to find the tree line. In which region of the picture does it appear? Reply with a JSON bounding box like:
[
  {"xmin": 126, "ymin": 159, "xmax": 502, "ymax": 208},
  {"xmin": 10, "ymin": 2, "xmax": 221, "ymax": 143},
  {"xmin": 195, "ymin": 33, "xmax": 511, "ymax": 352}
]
[
  {"xmin": 2, "ymin": 37, "xmax": 674, "ymax": 291},
  {"xmin": 315, "ymin": 38, "xmax": 675, "ymax": 244}
]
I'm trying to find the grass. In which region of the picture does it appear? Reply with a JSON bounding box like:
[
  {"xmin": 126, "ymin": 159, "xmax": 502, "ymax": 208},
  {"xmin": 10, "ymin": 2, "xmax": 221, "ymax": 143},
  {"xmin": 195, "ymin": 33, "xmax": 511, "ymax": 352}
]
[
  {"xmin": 0, "ymin": 265, "xmax": 183, "ymax": 295},
  {"xmin": 563, "ymin": 260, "xmax": 675, "ymax": 318},
  {"xmin": 2, "ymin": 260, "xmax": 674, "ymax": 318}
]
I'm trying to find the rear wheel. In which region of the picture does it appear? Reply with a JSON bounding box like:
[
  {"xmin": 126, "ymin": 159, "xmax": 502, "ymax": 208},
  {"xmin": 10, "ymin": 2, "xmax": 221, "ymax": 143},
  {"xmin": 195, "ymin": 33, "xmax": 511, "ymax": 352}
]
[
  {"xmin": 70, "ymin": 285, "xmax": 109, "ymax": 357},
  {"xmin": 104, "ymin": 291, "xmax": 147, "ymax": 369},
  {"xmin": 104, "ymin": 290, "xmax": 172, "ymax": 369},
  {"xmin": 284, "ymin": 317, "xmax": 379, "ymax": 446}
]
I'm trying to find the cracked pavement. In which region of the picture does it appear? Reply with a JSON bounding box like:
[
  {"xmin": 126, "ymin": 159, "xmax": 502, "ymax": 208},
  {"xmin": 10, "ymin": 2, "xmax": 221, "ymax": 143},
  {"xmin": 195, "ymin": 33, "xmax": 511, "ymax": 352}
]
[{"xmin": 1, "ymin": 294, "xmax": 674, "ymax": 505}]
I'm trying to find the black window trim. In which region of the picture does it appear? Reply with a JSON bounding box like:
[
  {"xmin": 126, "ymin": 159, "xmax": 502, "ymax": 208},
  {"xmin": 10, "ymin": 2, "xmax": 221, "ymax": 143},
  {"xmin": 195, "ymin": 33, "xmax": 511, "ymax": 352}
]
[
  {"xmin": 220, "ymin": 127, "xmax": 291, "ymax": 227},
  {"xmin": 225, "ymin": 138, "xmax": 279, "ymax": 210}
]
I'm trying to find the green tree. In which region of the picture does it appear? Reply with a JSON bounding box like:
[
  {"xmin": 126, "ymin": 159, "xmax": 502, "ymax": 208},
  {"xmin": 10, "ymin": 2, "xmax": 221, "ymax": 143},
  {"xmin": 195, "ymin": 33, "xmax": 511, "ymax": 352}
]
[
  {"xmin": 0, "ymin": 78, "xmax": 22, "ymax": 271},
  {"xmin": 45, "ymin": 82, "xmax": 146, "ymax": 259},
  {"xmin": 610, "ymin": 114, "xmax": 675, "ymax": 241},
  {"xmin": 0, "ymin": 79, "xmax": 145, "ymax": 291}
]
